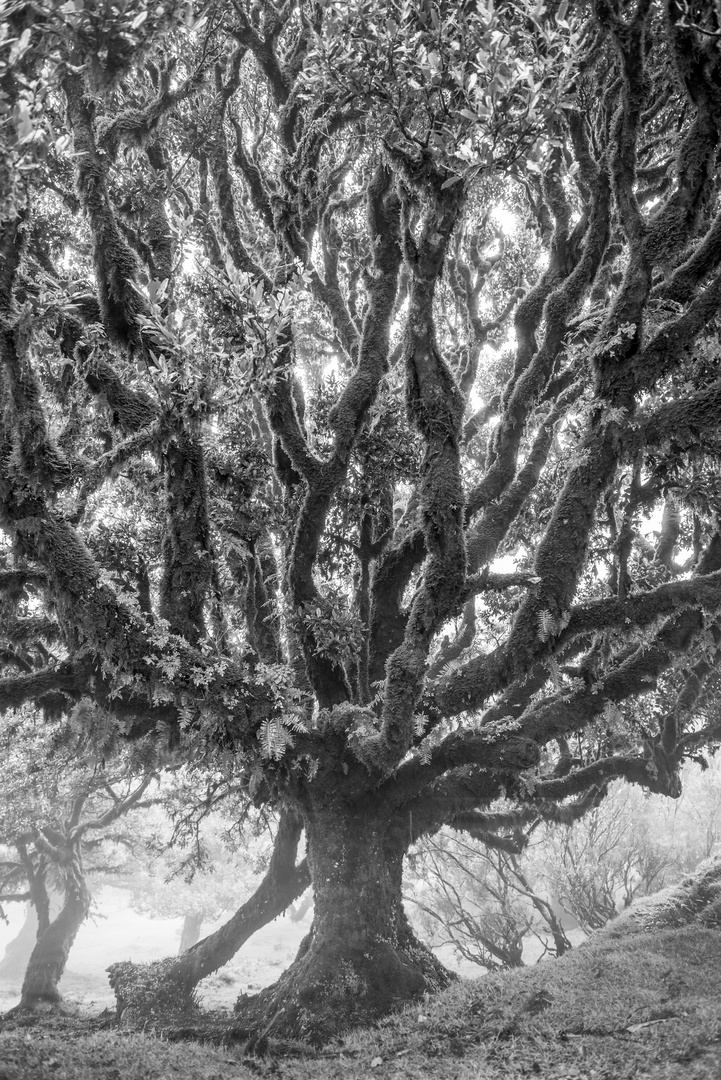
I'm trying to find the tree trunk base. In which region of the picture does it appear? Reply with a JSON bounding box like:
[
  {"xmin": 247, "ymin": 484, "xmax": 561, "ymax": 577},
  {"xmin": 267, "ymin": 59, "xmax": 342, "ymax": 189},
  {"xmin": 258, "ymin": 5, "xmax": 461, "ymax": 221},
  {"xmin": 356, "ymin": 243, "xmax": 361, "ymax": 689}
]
[
  {"xmin": 231, "ymin": 925, "xmax": 455, "ymax": 1045},
  {"xmin": 4, "ymin": 994, "xmax": 80, "ymax": 1019},
  {"xmin": 107, "ymin": 959, "xmax": 200, "ymax": 1027}
]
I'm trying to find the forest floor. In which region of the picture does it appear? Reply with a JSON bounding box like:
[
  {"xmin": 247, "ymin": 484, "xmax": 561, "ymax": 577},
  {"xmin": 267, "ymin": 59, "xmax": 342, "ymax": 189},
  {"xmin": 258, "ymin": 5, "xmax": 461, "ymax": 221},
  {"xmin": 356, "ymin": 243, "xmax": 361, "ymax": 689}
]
[{"xmin": 1, "ymin": 924, "xmax": 720, "ymax": 1080}]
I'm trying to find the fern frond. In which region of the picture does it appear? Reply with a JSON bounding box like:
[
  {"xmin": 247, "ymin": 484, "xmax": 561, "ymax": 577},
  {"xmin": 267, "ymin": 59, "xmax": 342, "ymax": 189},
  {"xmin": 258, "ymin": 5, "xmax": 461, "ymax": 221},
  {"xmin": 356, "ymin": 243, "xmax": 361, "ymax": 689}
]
[
  {"xmin": 258, "ymin": 717, "xmax": 293, "ymax": 760},
  {"xmin": 537, "ymin": 609, "xmax": 556, "ymax": 641},
  {"xmin": 282, "ymin": 711, "xmax": 308, "ymax": 734},
  {"xmin": 414, "ymin": 713, "xmax": 429, "ymax": 737}
]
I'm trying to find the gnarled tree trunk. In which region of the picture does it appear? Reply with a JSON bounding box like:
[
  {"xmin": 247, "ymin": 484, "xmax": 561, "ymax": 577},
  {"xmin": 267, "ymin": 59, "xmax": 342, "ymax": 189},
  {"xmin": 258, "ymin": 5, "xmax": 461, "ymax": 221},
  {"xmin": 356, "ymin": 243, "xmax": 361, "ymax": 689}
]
[
  {"xmin": 232, "ymin": 802, "xmax": 454, "ymax": 1045},
  {"xmin": 19, "ymin": 873, "xmax": 91, "ymax": 1009}
]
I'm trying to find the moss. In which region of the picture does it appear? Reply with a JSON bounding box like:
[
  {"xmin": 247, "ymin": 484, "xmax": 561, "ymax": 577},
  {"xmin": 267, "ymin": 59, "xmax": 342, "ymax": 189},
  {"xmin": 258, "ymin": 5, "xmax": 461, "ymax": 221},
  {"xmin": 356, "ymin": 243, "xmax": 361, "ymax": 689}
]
[
  {"xmin": 604, "ymin": 855, "xmax": 721, "ymax": 938},
  {"xmin": 208, "ymin": 113, "xmax": 267, "ymax": 282},
  {"xmin": 1, "ymin": 323, "xmax": 72, "ymax": 492},
  {"xmin": 63, "ymin": 73, "xmax": 148, "ymax": 353},
  {"xmin": 107, "ymin": 959, "xmax": 200, "ymax": 1026},
  {"xmin": 158, "ymin": 432, "xmax": 213, "ymax": 644}
]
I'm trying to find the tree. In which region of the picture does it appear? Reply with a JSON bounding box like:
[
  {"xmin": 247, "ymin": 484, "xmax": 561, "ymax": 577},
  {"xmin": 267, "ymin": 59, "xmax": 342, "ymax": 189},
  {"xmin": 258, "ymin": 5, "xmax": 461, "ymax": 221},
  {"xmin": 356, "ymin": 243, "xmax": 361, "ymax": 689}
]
[
  {"xmin": 0, "ymin": 708, "xmax": 157, "ymax": 1009},
  {"xmin": 2, "ymin": 0, "xmax": 721, "ymax": 1041},
  {"xmin": 406, "ymin": 829, "xmax": 572, "ymax": 971},
  {"xmin": 541, "ymin": 782, "xmax": 676, "ymax": 932},
  {"xmin": 407, "ymin": 757, "xmax": 721, "ymax": 966}
]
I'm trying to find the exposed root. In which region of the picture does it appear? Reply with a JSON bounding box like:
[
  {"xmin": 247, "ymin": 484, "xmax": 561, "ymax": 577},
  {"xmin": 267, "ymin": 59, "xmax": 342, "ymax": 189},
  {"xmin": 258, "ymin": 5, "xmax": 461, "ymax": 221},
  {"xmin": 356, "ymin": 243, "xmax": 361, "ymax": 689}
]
[{"xmin": 229, "ymin": 932, "xmax": 454, "ymax": 1046}]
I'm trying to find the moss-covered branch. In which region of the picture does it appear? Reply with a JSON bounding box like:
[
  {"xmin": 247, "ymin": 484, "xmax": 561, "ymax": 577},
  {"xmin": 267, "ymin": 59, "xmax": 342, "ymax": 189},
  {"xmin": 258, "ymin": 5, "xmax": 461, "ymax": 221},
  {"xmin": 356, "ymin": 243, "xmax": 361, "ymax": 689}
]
[
  {"xmin": 375, "ymin": 177, "xmax": 466, "ymax": 767},
  {"xmin": 278, "ymin": 165, "xmax": 403, "ymax": 706},
  {"xmin": 474, "ymin": 165, "xmax": 610, "ymax": 512},
  {"xmin": 158, "ymin": 430, "xmax": 214, "ymax": 645},
  {"xmin": 62, "ymin": 72, "xmax": 151, "ymax": 353},
  {"xmin": 1, "ymin": 322, "xmax": 72, "ymax": 493},
  {"xmin": 0, "ymin": 661, "xmax": 85, "ymax": 714},
  {"xmin": 558, "ymin": 567, "xmax": 721, "ymax": 644},
  {"xmin": 207, "ymin": 91, "xmax": 269, "ymax": 284},
  {"xmin": 466, "ymin": 384, "xmax": 579, "ymax": 569},
  {"xmin": 97, "ymin": 63, "xmax": 206, "ymax": 159}
]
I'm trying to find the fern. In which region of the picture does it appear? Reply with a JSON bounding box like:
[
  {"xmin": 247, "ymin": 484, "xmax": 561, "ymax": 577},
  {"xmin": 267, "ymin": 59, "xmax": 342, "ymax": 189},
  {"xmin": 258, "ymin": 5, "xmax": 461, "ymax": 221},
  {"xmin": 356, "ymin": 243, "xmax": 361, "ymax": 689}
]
[
  {"xmin": 283, "ymin": 711, "xmax": 309, "ymax": 734},
  {"xmin": 257, "ymin": 712, "xmax": 307, "ymax": 760},
  {"xmin": 258, "ymin": 717, "xmax": 292, "ymax": 760},
  {"xmin": 537, "ymin": 609, "xmax": 556, "ymax": 641}
]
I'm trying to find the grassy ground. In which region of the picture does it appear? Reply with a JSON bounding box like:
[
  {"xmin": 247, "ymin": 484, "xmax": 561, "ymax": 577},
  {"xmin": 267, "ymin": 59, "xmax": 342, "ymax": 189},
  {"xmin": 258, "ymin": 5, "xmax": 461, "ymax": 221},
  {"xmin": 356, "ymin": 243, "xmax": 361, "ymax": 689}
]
[
  {"xmin": 1, "ymin": 923, "xmax": 720, "ymax": 1080},
  {"xmin": 3, "ymin": 860, "xmax": 720, "ymax": 1079}
]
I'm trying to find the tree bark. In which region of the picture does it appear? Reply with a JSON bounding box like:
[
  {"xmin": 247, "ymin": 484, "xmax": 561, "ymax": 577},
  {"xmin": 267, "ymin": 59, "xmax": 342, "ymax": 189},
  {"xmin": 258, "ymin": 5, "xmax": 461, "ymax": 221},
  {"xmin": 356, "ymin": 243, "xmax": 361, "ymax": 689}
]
[
  {"xmin": 232, "ymin": 803, "xmax": 454, "ymax": 1045},
  {"xmin": 19, "ymin": 874, "xmax": 91, "ymax": 1009}
]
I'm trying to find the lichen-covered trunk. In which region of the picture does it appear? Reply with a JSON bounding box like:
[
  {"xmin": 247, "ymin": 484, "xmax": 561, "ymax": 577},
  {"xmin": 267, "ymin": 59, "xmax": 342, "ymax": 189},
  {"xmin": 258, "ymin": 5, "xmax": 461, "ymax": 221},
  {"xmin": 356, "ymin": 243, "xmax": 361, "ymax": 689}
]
[
  {"xmin": 19, "ymin": 876, "xmax": 91, "ymax": 1009},
  {"xmin": 233, "ymin": 804, "xmax": 453, "ymax": 1044}
]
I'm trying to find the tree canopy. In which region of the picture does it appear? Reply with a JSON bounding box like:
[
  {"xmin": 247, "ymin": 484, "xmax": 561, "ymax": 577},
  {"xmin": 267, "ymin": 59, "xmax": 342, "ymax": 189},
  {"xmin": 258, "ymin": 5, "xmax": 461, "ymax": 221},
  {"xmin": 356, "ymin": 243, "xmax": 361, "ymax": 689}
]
[{"xmin": 2, "ymin": 0, "xmax": 721, "ymax": 1041}]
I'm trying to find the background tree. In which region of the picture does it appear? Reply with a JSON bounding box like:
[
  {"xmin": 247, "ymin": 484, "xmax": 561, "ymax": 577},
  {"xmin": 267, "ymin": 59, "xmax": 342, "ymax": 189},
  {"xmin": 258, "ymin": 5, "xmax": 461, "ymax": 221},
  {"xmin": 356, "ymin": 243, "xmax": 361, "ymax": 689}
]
[
  {"xmin": 119, "ymin": 781, "xmax": 266, "ymax": 953},
  {"xmin": 0, "ymin": 708, "xmax": 157, "ymax": 1009},
  {"xmin": 407, "ymin": 756, "xmax": 721, "ymax": 970},
  {"xmin": 541, "ymin": 783, "xmax": 675, "ymax": 932},
  {"xmin": 406, "ymin": 830, "xmax": 572, "ymax": 971},
  {"xmin": 2, "ymin": 0, "xmax": 721, "ymax": 1041}
]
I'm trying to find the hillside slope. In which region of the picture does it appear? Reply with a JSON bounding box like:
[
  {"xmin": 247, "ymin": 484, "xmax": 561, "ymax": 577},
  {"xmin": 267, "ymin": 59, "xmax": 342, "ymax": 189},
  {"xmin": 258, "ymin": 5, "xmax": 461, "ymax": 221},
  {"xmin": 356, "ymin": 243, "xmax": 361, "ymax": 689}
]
[{"xmin": 2, "ymin": 858, "xmax": 720, "ymax": 1079}]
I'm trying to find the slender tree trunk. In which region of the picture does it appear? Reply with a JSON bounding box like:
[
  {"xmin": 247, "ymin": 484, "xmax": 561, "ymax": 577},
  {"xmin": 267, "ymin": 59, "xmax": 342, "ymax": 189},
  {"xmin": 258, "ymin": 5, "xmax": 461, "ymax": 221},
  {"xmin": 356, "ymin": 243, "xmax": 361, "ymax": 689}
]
[
  {"xmin": 0, "ymin": 887, "xmax": 65, "ymax": 980},
  {"xmin": 178, "ymin": 912, "xmax": 204, "ymax": 955},
  {"xmin": 19, "ymin": 874, "xmax": 91, "ymax": 1009},
  {"xmin": 0, "ymin": 904, "xmax": 37, "ymax": 980},
  {"xmin": 107, "ymin": 809, "xmax": 310, "ymax": 1020},
  {"xmin": 232, "ymin": 803, "xmax": 454, "ymax": 1045}
]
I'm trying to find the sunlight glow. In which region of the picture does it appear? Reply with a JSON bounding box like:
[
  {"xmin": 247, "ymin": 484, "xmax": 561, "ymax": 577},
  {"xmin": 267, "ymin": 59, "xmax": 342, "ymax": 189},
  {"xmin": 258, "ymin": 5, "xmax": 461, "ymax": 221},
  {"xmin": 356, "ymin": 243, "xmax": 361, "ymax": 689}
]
[
  {"xmin": 491, "ymin": 205, "xmax": 518, "ymax": 236},
  {"xmin": 490, "ymin": 553, "xmax": 517, "ymax": 574}
]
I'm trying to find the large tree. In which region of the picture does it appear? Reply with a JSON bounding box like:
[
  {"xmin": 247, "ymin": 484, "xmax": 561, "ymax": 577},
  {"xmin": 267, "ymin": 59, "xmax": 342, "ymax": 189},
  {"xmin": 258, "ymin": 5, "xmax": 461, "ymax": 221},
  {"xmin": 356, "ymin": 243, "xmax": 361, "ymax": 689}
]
[{"xmin": 2, "ymin": 0, "xmax": 721, "ymax": 1041}]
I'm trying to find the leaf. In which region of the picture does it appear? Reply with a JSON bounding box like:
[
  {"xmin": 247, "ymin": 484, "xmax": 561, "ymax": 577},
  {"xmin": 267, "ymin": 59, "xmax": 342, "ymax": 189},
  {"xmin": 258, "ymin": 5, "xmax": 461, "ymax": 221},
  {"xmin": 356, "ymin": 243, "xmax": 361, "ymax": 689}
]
[
  {"xmin": 9, "ymin": 27, "xmax": 32, "ymax": 64},
  {"xmin": 441, "ymin": 175, "xmax": 464, "ymax": 189}
]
